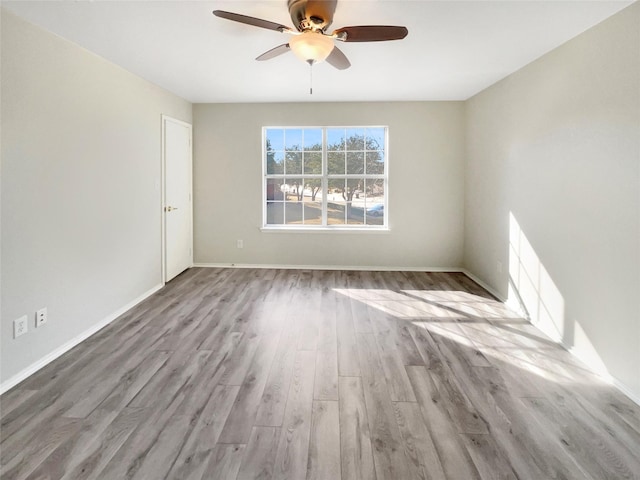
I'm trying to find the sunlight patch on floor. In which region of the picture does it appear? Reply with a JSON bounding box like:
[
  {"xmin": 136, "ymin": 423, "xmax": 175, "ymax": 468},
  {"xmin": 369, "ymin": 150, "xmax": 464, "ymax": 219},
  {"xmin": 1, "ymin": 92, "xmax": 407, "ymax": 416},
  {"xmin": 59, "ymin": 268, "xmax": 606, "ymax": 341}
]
[{"xmin": 333, "ymin": 287, "xmax": 518, "ymax": 320}]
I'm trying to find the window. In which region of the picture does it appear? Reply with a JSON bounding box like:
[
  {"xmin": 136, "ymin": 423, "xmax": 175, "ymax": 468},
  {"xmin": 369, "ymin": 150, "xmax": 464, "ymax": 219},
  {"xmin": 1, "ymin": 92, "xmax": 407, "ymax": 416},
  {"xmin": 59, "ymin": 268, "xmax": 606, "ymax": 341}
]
[{"xmin": 263, "ymin": 127, "xmax": 387, "ymax": 229}]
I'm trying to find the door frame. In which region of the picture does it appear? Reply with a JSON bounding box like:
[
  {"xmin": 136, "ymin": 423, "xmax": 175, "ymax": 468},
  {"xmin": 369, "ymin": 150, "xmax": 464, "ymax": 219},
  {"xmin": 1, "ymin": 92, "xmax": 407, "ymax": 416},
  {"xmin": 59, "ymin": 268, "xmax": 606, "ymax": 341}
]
[{"xmin": 161, "ymin": 114, "xmax": 193, "ymax": 285}]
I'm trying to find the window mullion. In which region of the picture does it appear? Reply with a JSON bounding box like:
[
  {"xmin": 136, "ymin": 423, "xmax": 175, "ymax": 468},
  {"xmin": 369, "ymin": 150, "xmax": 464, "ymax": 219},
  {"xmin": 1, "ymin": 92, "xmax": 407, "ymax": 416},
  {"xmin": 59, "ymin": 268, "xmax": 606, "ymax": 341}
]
[{"xmin": 322, "ymin": 127, "xmax": 328, "ymax": 226}]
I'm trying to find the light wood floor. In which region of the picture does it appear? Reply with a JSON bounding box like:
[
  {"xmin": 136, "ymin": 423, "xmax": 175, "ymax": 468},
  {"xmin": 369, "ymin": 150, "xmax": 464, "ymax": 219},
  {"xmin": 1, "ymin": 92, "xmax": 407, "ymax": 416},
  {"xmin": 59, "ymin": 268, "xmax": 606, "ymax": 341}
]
[{"xmin": 1, "ymin": 268, "xmax": 639, "ymax": 480}]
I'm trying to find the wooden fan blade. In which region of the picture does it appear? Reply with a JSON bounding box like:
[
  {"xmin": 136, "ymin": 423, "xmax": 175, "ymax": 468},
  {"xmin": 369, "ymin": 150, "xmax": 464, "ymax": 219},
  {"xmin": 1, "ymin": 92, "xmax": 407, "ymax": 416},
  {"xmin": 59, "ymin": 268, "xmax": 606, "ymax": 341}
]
[
  {"xmin": 213, "ymin": 10, "xmax": 293, "ymax": 33},
  {"xmin": 332, "ymin": 25, "xmax": 408, "ymax": 42},
  {"xmin": 256, "ymin": 44, "xmax": 291, "ymax": 61},
  {"xmin": 325, "ymin": 46, "xmax": 350, "ymax": 70}
]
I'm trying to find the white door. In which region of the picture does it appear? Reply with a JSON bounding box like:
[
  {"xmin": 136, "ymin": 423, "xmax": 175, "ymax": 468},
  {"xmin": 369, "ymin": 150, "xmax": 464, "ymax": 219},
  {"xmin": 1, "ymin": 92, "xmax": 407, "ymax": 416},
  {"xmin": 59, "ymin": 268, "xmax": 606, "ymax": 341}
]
[{"xmin": 163, "ymin": 115, "xmax": 192, "ymax": 282}]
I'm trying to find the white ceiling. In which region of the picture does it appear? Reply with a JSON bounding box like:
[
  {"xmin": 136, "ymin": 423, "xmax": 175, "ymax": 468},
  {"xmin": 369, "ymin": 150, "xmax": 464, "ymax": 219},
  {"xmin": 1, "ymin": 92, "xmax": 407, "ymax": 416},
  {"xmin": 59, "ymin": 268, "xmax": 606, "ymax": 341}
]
[{"xmin": 3, "ymin": 0, "xmax": 633, "ymax": 103}]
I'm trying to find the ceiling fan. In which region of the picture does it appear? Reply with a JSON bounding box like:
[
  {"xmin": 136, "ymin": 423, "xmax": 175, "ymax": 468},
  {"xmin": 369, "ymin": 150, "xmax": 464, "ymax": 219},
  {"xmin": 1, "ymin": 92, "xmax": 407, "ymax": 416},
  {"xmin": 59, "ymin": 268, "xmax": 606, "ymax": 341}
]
[{"xmin": 213, "ymin": 0, "xmax": 408, "ymax": 70}]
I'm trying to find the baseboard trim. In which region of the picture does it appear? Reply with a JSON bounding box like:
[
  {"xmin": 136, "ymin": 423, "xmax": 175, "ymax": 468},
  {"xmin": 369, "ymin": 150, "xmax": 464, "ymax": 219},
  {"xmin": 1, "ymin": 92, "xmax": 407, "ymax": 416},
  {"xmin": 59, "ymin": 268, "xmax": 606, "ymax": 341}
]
[
  {"xmin": 460, "ymin": 269, "xmax": 506, "ymax": 302},
  {"xmin": 564, "ymin": 343, "xmax": 640, "ymax": 407},
  {"xmin": 612, "ymin": 378, "xmax": 640, "ymax": 407},
  {"xmin": 193, "ymin": 263, "xmax": 464, "ymax": 273},
  {"xmin": 0, "ymin": 283, "xmax": 164, "ymax": 395},
  {"xmin": 195, "ymin": 265, "xmax": 508, "ymax": 302}
]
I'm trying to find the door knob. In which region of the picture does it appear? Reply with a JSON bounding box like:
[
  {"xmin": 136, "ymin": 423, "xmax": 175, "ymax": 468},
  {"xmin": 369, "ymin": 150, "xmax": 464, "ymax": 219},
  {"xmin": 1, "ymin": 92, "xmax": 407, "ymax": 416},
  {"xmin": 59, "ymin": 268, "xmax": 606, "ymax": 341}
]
[{"xmin": 165, "ymin": 206, "xmax": 179, "ymax": 212}]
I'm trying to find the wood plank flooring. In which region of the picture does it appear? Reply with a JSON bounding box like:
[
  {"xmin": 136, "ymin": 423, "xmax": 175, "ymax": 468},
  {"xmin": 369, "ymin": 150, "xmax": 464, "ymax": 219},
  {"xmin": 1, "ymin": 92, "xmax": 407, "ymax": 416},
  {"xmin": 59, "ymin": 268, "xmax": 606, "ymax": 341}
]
[{"xmin": 2, "ymin": 268, "xmax": 640, "ymax": 479}]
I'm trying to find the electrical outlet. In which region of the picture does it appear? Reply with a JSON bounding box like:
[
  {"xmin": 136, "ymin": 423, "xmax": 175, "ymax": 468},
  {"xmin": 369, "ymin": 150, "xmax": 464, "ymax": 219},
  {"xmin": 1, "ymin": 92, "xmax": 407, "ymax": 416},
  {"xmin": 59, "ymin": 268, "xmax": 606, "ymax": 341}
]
[
  {"xmin": 14, "ymin": 316, "xmax": 28, "ymax": 338},
  {"xmin": 237, "ymin": 239, "xmax": 244, "ymax": 249},
  {"xmin": 36, "ymin": 307, "xmax": 48, "ymax": 327}
]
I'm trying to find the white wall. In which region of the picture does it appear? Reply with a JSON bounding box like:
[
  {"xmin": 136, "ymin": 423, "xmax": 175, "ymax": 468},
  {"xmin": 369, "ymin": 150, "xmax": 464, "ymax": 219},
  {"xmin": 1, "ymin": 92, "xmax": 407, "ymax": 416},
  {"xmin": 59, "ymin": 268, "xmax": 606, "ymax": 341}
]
[
  {"xmin": 193, "ymin": 102, "xmax": 465, "ymax": 269},
  {"xmin": 464, "ymin": 2, "xmax": 640, "ymax": 399},
  {"xmin": 1, "ymin": 11, "xmax": 192, "ymax": 388}
]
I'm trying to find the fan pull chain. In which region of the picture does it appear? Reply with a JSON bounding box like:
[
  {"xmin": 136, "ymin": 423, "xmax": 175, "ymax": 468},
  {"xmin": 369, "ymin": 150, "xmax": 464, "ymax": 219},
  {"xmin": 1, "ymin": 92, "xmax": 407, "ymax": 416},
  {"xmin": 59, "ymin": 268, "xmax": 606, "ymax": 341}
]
[{"xmin": 307, "ymin": 59, "xmax": 314, "ymax": 95}]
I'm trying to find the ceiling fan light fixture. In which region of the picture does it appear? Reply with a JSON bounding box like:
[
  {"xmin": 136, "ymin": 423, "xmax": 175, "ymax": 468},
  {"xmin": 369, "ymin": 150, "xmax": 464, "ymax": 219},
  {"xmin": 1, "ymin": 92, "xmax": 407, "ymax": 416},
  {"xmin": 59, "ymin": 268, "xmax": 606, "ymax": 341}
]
[{"xmin": 289, "ymin": 31, "xmax": 334, "ymax": 63}]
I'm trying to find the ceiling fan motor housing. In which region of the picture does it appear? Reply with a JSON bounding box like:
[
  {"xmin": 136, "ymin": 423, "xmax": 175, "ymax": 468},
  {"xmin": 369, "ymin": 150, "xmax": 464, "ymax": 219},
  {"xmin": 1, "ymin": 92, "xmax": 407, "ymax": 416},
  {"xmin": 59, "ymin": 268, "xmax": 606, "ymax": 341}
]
[{"xmin": 287, "ymin": 0, "xmax": 336, "ymax": 32}]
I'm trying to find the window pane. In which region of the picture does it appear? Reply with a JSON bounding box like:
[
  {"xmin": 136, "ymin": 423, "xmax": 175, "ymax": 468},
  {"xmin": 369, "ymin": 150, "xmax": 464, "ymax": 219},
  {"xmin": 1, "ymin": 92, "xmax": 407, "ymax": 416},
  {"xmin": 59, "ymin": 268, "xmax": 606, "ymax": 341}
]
[
  {"xmin": 304, "ymin": 129, "xmax": 322, "ymax": 151},
  {"xmin": 285, "ymin": 129, "xmax": 303, "ymax": 150},
  {"xmin": 327, "ymin": 179, "xmax": 346, "ymax": 225},
  {"xmin": 284, "ymin": 178, "xmax": 303, "ymax": 226},
  {"xmin": 327, "ymin": 128, "xmax": 345, "ymax": 151},
  {"xmin": 346, "ymin": 128, "xmax": 365, "ymax": 150},
  {"xmin": 365, "ymin": 179, "xmax": 385, "ymax": 225},
  {"xmin": 303, "ymin": 203, "xmax": 322, "ymax": 224},
  {"xmin": 285, "ymin": 152, "xmax": 302, "ymax": 175},
  {"xmin": 304, "ymin": 152, "xmax": 322, "ymax": 175},
  {"xmin": 346, "ymin": 178, "xmax": 365, "ymax": 225},
  {"xmin": 266, "ymin": 202, "xmax": 284, "ymax": 225},
  {"xmin": 305, "ymin": 179, "xmax": 323, "ymax": 203},
  {"xmin": 266, "ymin": 129, "xmax": 284, "ymax": 152},
  {"xmin": 284, "ymin": 202, "xmax": 303, "ymax": 225},
  {"xmin": 365, "ymin": 128, "xmax": 385, "ymax": 150},
  {"xmin": 328, "ymin": 151, "xmax": 345, "ymax": 175},
  {"xmin": 267, "ymin": 151, "xmax": 284, "ymax": 174},
  {"xmin": 365, "ymin": 151, "xmax": 384, "ymax": 174},
  {"xmin": 266, "ymin": 178, "xmax": 284, "ymax": 201},
  {"xmin": 266, "ymin": 178, "xmax": 284, "ymax": 225},
  {"xmin": 284, "ymin": 178, "xmax": 304, "ymax": 202},
  {"xmin": 347, "ymin": 152, "xmax": 364, "ymax": 174},
  {"xmin": 303, "ymin": 181, "xmax": 322, "ymax": 225}
]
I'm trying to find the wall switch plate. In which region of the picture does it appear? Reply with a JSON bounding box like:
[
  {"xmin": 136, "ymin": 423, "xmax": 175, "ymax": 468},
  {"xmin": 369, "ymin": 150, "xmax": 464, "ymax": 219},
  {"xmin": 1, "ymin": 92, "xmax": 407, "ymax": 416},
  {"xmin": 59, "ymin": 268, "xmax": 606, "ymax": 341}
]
[
  {"xmin": 36, "ymin": 307, "xmax": 48, "ymax": 327},
  {"xmin": 14, "ymin": 316, "xmax": 28, "ymax": 338},
  {"xmin": 496, "ymin": 261, "xmax": 503, "ymax": 273},
  {"xmin": 237, "ymin": 239, "xmax": 243, "ymax": 249}
]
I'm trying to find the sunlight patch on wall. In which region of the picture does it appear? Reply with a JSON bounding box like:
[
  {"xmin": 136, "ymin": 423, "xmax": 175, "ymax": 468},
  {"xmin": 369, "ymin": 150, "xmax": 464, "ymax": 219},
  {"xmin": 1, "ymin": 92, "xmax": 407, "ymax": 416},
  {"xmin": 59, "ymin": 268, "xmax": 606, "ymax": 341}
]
[
  {"xmin": 508, "ymin": 212, "xmax": 565, "ymax": 342},
  {"xmin": 571, "ymin": 318, "xmax": 610, "ymax": 377},
  {"xmin": 508, "ymin": 212, "xmax": 610, "ymax": 378}
]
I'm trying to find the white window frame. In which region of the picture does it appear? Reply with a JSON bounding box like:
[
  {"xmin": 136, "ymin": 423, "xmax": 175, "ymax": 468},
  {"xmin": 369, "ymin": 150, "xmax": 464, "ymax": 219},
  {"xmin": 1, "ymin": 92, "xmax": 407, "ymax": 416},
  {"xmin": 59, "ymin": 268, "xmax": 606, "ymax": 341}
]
[{"xmin": 261, "ymin": 126, "xmax": 389, "ymax": 231}]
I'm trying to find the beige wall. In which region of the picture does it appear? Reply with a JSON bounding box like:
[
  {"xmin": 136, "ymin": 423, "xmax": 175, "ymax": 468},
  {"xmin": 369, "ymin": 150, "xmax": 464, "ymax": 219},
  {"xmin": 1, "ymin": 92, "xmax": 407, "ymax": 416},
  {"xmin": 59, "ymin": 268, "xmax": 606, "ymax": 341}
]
[
  {"xmin": 1, "ymin": 10, "xmax": 192, "ymax": 386},
  {"xmin": 464, "ymin": 2, "xmax": 640, "ymax": 399},
  {"xmin": 193, "ymin": 102, "xmax": 465, "ymax": 269}
]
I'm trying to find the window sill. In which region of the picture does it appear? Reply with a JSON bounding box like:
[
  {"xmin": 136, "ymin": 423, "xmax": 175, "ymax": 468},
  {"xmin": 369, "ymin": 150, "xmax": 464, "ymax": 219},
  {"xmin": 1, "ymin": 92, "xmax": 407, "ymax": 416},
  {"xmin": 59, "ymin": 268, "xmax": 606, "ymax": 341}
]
[{"xmin": 260, "ymin": 226, "xmax": 390, "ymax": 234}]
